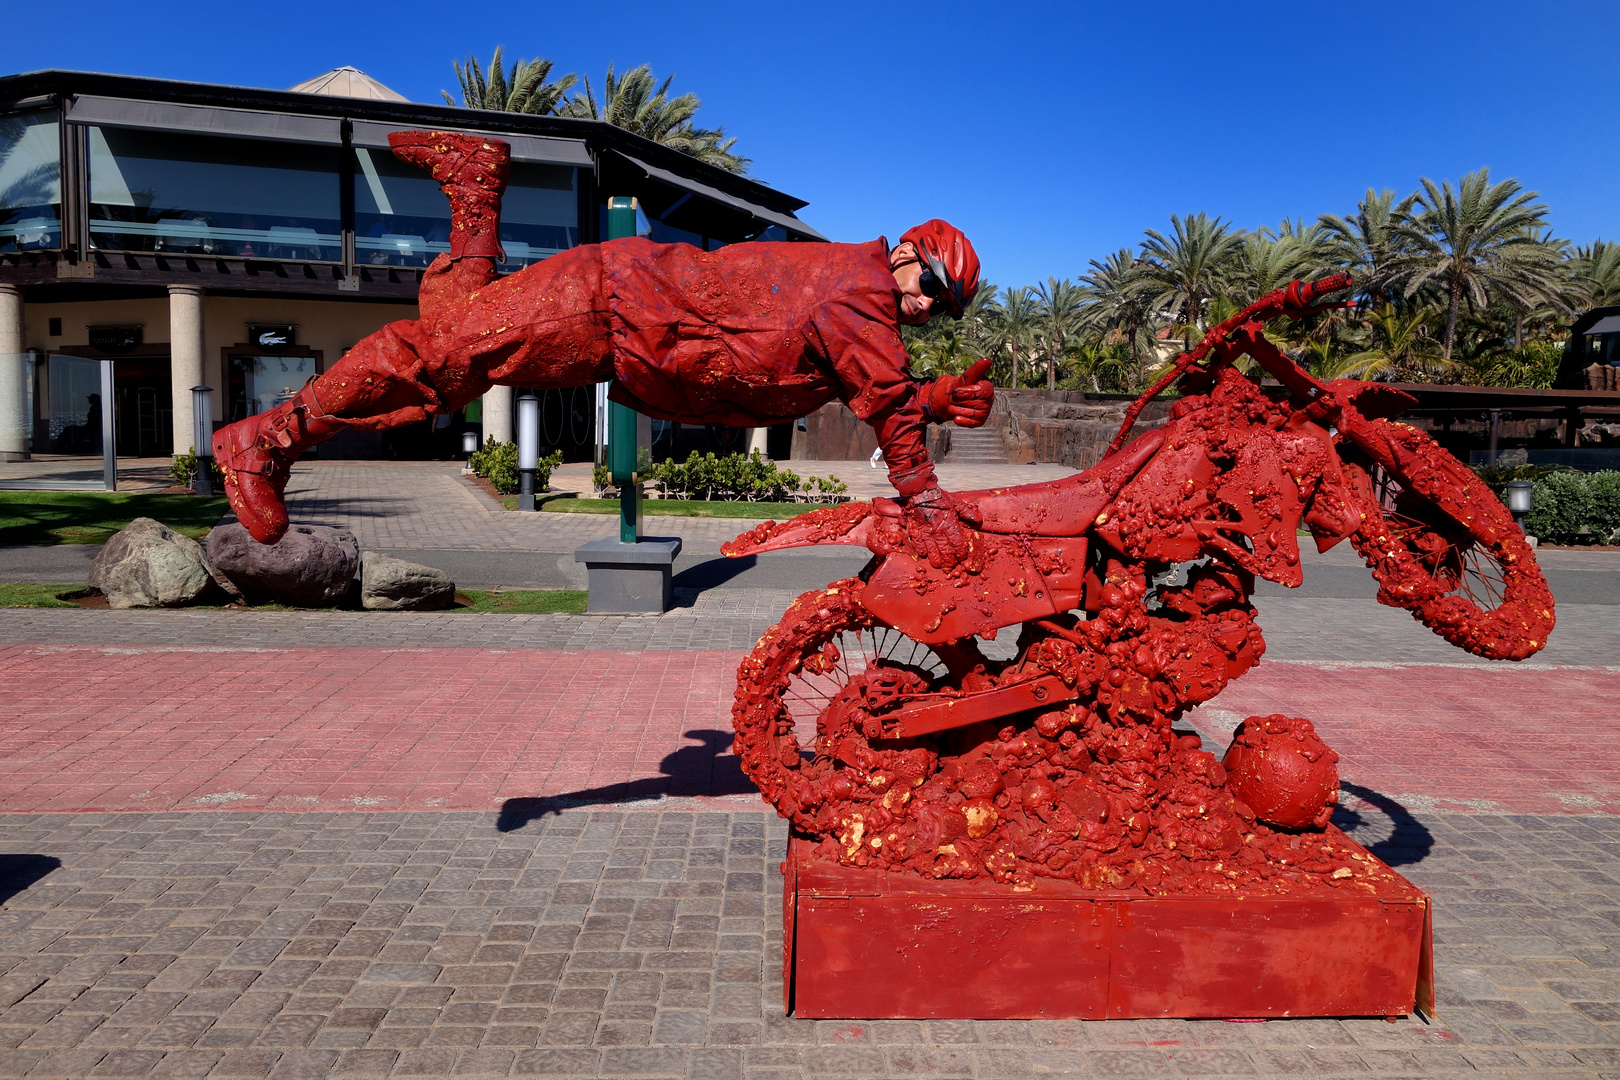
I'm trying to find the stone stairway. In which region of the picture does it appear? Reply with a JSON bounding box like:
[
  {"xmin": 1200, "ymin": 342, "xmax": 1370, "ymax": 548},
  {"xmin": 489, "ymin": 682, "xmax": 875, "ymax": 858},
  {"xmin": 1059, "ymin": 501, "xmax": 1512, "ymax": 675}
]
[{"xmin": 943, "ymin": 426, "xmax": 1008, "ymax": 464}]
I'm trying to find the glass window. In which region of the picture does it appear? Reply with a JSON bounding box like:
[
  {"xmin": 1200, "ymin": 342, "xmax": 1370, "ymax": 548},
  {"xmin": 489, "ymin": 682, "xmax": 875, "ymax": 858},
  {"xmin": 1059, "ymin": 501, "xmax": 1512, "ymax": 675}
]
[
  {"xmin": 228, "ymin": 354, "xmax": 320, "ymax": 421},
  {"xmin": 0, "ymin": 110, "xmax": 61, "ymax": 252},
  {"xmin": 46, "ymin": 355, "xmax": 102, "ymax": 453},
  {"xmin": 355, "ymin": 150, "xmax": 578, "ymax": 271},
  {"xmin": 88, "ymin": 127, "xmax": 341, "ymax": 261}
]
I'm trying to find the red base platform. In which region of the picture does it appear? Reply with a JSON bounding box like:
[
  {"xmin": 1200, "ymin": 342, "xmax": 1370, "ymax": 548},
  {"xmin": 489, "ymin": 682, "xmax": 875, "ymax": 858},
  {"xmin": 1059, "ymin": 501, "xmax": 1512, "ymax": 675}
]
[{"xmin": 783, "ymin": 832, "xmax": 1433, "ymax": 1020}]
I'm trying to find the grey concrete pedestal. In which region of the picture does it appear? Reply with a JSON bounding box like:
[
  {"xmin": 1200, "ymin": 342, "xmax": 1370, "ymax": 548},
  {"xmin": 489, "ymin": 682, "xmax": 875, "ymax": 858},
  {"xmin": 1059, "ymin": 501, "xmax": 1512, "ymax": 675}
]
[{"xmin": 574, "ymin": 536, "xmax": 682, "ymax": 613}]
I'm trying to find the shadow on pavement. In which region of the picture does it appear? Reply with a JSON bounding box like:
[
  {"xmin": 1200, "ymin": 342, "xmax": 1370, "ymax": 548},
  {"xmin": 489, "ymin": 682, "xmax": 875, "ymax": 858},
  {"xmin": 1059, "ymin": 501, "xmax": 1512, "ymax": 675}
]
[
  {"xmin": 1331, "ymin": 781, "xmax": 1435, "ymax": 867},
  {"xmin": 671, "ymin": 555, "xmax": 756, "ymax": 592},
  {"xmin": 496, "ymin": 728, "xmax": 755, "ymax": 832},
  {"xmin": 0, "ymin": 854, "xmax": 61, "ymax": 904}
]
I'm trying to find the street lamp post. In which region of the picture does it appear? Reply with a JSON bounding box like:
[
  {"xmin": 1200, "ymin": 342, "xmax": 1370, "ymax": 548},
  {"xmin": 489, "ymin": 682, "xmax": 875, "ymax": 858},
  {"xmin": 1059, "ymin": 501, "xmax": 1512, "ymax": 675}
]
[
  {"xmin": 461, "ymin": 429, "xmax": 479, "ymax": 459},
  {"xmin": 517, "ymin": 392, "xmax": 539, "ymax": 511},
  {"xmin": 191, "ymin": 385, "xmax": 214, "ymax": 497},
  {"xmin": 1506, "ymin": 479, "xmax": 1534, "ymax": 534}
]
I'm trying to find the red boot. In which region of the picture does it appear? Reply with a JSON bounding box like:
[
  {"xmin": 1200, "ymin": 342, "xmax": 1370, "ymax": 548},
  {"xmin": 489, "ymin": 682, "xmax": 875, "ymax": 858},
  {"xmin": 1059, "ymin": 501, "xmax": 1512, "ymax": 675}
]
[
  {"xmin": 212, "ymin": 383, "xmax": 348, "ymax": 544},
  {"xmin": 388, "ymin": 130, "xmax": 510, "ymax": 261}
]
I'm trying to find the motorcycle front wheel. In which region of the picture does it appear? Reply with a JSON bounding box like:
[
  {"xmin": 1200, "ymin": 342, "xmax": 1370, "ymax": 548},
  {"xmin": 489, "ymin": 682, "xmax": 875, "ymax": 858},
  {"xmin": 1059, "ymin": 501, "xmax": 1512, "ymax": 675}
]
[{"xmin": 1338, "ymin": 417, "xmax": 1555, "ymax": 661}]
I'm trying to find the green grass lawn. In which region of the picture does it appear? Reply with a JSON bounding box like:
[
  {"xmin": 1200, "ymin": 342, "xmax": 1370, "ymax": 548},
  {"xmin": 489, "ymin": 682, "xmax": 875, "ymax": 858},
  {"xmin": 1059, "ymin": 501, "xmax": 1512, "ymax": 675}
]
[
  {"xmin": 0, "ymin": 491, "xmax": 230, "ymax": 545},
  {"xmin": 504, "ymin": 492, "xmax": 847, "ymax": 519},
  {"xmin": 454, "ymin": 589, "xmax": 588, "ymax": 614},
  {"xmin": 0, "ymin": 583, "xmax": 83, "ymax": 607}
]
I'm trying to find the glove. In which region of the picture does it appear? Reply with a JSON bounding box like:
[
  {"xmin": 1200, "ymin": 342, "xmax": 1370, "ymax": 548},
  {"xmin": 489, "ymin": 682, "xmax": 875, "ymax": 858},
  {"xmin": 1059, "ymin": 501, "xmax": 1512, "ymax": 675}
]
[
  {"xmin": 923, "ymin": 358, "xmax": 994, "ymax": 427},
  {"xmin": 904, "ymin": 486, "xmax": 974, "ymax": 569}
]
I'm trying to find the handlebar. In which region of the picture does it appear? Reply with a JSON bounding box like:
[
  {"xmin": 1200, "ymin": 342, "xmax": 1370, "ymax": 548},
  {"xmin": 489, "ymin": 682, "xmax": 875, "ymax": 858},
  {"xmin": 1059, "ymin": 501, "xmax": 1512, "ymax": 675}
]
[{"xmin": 1102, "ymin": 274, "xmax": 1355, "ymax": 458}]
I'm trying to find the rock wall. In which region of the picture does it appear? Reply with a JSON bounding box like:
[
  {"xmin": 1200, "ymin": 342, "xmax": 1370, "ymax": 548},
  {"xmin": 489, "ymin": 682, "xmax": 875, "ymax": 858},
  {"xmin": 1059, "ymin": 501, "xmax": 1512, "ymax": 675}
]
[{"xmin": 992, "ymin": 390, "xmax": 1172, "ymax": 470}]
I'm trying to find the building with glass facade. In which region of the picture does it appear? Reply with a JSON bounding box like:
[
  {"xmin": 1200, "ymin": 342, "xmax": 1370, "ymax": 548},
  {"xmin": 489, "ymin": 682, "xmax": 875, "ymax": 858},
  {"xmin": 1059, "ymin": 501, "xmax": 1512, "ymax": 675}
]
[{"xmin": 0, "ymin": 68, "xmax": 823, "ymax": 462}]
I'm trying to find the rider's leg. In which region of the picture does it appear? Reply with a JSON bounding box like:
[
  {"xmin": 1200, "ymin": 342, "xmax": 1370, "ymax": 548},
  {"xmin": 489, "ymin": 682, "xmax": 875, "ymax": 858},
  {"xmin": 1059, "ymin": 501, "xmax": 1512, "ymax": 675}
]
[{"xmin": 213, "ymin": 131, "xmax": 611, "ymax": 543}]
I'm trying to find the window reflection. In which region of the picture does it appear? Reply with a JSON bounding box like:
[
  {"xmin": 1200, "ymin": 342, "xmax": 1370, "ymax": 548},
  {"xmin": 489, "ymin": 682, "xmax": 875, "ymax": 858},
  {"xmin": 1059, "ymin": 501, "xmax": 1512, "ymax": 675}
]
[
  {"xmin": 229, "ymin": 354, "xmax": 319, "ymax": 421},
  {"xmin": 354, "ymin": 150, "xmax": 577, "ymax": 271},
  {"xmin": 0, "ymin": 111, "xmax": 62, "ymax": 252},
  {"xmin": 88, "ymin": 128, "xmax": 342, "ymax": 261}
]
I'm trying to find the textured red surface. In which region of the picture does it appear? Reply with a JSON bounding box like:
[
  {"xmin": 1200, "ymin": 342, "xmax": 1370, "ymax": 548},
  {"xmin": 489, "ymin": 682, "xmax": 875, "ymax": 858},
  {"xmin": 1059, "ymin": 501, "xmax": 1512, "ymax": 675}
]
[
  {"xmin": 728, "ymin": 276, "xmax": 1558, "ymax": 891},
  {"xmin": 785, "ymin": 836, "xmax": 1432, "ymax": 1020},
  {"xmin": 216, "ymin": 130, "xmax": 952, "ymax": 545},
  {"xmin": 0, "ymin": 646, "xmax": 743, "ymax": 814}
]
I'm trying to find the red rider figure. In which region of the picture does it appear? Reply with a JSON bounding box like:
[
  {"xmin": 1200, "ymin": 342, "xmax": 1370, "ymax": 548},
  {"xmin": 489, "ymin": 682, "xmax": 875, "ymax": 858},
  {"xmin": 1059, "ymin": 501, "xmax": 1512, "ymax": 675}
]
[{"xmin": 212, "ymin": 131, "xmax": 995, "ymax": 565}]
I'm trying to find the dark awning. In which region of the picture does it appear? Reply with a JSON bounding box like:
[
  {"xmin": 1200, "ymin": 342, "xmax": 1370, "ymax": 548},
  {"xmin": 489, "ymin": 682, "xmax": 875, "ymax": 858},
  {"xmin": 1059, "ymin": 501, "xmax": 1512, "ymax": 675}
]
[
  {"xmin": 350, "ymin": 120, "xmax": 591, "ymax": 168},
  {"xmin": 608, "ymin": 150, "xmax": 825, "ymax": 241},
  {"xmin": 66, "ymin": 95, "xmax": 342, "ymax": 143},
  {"xmin": 1585, "ymin": 315, "xmax": 1620, "ymax": 335}
]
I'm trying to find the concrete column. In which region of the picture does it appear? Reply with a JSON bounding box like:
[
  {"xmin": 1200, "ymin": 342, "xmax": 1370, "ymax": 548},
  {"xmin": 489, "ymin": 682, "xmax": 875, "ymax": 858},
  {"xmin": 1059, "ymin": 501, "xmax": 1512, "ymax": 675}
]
[
  {"xmin": 168, "ymin": 286, "xmax": 205, "ymax": 456},
  {"xmin": 0, "ymin": 285, "xmax": 28, "ymax": 460},
  {"xmin": 746, "ymin": 426, "xmax": 769, "ymax": 457},
  {"xmin": 482, "ymin": 385, "xmax": 513, "ymax": 444}
]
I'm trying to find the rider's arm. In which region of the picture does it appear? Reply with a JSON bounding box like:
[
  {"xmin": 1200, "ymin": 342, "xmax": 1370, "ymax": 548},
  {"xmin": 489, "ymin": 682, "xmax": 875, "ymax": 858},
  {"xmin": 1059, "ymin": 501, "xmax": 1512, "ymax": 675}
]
[{"xmin": 804, "ymin": 292, "xmax": 935, "ymax": 497}]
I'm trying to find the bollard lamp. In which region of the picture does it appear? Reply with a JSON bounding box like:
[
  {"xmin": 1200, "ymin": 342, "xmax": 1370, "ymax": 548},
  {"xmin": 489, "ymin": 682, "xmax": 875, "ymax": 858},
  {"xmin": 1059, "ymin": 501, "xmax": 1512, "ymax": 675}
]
[
  {"xmin": 1506, "ymin": 479, "xmax": 1533, "ymax": 533},
  {"xmin": 516, "ymin": 392, "xmax": 539, "ymax": 511},
  {"xmin": 461, "ymin": 429, "xmax": 479, "ymax": 458},
  {"xmin": 191, "ymin": 385, "xmax": 214, "ymax": 497}
]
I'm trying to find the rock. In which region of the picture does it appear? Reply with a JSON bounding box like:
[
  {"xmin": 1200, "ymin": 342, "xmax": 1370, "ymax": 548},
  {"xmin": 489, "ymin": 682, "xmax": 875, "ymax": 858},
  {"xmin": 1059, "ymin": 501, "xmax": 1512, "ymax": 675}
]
[
  {"xmin": 360, "ymin": 552, "xmax": 456, "ymax": 611},
  {"xmin": 207, "ymin": 523, "xmax": 359, "ymax": 607},
  {"xmin": 89, "ymin": 518, "xmax": 220, "ymax": 609}
]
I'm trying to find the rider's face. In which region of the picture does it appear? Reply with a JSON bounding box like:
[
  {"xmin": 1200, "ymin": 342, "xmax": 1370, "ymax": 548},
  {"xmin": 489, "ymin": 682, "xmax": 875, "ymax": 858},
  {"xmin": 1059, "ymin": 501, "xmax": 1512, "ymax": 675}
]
[{"xmin": 891, "ymin": 242, "xmax": 945, "ymax": 326}]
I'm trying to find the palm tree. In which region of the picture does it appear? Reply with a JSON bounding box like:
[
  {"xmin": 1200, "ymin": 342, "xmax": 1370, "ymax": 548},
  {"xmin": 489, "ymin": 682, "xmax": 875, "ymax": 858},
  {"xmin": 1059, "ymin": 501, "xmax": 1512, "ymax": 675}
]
[
  {"xmin": 1331, "ymin": 302, "xmax": 1445, "ymax": 381},
  {"xmin": 561, "ymin": 64, "xmax": 749, "ymax": 174},
  {"xmin": 1137, "ymin": 213, "xmax": 1243, "ymax": 348},
  {"xmin": 1078, "ymin": 249, "xmax": 1157, "ymax": 384},
  {"xmin": 1572, "ymin": 240, "xmax": 1620, "ymax": 309},
  {"xmin": 1387, "ymin": 170, "xmax": 1564, "ymax": 360},
  {"xmin": 1031, "ymin": 277, "xmax": 1085, "ymax": 389},
  {"xmin": 1228, "ymin": 219, "xmax": 1332, "ymax": 306},
  {"xmin": 443, "ymin": 46, "xmax": 577, "ymax": 115},
  {"xmin": 1319, "ymin": 189, "xmax": 1410, "ymax": 303},
  {"xmin": 981, "ymin": 287, "xmax": 1040, "ymax": 387}
]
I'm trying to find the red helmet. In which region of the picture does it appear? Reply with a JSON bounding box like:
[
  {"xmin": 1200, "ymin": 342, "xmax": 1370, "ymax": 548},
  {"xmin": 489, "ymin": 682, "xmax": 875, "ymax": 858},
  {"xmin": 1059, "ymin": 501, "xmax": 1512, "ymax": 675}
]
[{"xmin": 899, "ymin": 219, "xmax": 980, "ymax": 319}]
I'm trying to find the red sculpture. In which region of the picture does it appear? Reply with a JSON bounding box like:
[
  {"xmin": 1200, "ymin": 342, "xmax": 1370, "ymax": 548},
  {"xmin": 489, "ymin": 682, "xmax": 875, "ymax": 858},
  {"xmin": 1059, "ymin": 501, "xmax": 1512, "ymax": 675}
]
[
  {"xmin": 212, "ymin": 131, "xmax": 991, "ymax": 547},
  {"xmin": 727, "ymin": 274, "xmax": 1555, "ymax": 895}
]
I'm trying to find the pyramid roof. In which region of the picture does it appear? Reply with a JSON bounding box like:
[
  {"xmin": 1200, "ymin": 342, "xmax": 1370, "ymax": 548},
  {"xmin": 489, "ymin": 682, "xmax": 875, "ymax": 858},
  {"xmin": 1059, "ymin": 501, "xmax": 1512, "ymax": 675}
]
[{"xmin": 288, "ymin": 66, "xmax": 409, "ymax": 102}]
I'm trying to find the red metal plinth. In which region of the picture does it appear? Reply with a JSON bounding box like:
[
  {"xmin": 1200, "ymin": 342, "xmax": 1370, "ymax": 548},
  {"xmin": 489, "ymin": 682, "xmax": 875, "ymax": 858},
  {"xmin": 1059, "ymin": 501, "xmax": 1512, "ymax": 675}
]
[{"xmin": 783, "ymin": 831, "xmax": 1434, "ymax": 1020}]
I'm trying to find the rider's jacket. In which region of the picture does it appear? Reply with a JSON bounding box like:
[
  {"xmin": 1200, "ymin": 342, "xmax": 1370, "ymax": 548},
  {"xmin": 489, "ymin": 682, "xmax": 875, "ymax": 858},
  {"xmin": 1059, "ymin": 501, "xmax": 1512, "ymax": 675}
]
[{"xmin": 600, "ymin": 236, "xmax": 932, "ymax": 485}]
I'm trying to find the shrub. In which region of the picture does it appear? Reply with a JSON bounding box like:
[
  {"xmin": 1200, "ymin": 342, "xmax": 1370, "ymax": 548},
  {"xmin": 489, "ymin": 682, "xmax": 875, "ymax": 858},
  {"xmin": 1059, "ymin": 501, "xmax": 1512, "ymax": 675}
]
[
  {"xmin": 169, "ymin": 447, "xmax": 223, "ymax": 488},
  {"xmin": 1520, "ymin": 469, "xmax": 1620, "ymax": 544},
  {"xmin": 641, "ymin": 451, "xmax": 847, "ymax": 503},
  {"xmin": 469, "ymin": 438, "xmax": 562, "ymax": 496}
]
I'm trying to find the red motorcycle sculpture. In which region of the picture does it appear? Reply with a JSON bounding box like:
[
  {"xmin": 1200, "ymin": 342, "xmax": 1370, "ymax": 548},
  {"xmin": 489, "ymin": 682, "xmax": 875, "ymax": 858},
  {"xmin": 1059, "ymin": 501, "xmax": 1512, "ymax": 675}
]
[{"xmin": 725, "ymin": 274, "xmax": 1555, "ymax": 895}]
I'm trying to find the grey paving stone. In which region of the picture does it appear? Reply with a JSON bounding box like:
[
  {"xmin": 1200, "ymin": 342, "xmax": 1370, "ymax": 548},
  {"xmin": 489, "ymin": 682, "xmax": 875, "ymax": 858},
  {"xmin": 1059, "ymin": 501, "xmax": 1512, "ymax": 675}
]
[{"xmin": 0, "ymin": 809, "xmax": 1617, "ymax": 1079}]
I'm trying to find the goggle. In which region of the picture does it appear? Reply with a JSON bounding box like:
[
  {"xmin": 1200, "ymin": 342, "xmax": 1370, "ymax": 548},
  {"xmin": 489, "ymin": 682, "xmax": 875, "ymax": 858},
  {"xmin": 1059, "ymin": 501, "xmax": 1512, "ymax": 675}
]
[{"xmin": 917, "ymin": 265, "xmax": 959, "ymax": 315}]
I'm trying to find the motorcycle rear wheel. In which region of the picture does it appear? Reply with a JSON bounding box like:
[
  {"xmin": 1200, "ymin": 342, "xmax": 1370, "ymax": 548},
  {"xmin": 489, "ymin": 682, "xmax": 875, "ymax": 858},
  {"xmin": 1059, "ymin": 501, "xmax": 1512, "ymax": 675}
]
[{"xmin": 1340, "ymin": 417, "xmax": 1555, "ymax": 660}]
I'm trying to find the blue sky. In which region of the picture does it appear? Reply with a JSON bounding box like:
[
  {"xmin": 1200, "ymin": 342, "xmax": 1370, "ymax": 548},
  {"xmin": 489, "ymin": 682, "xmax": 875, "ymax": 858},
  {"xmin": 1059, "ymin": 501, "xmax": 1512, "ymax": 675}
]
[{"xmin": 11, "ymin": 0, "xmax": 1617, "ymax": 289}]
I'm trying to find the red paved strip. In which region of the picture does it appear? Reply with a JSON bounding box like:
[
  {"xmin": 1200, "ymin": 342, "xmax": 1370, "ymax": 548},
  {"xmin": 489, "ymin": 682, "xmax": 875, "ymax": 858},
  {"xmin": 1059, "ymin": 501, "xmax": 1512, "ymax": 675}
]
[
  {"xmin": 1190, "ymin": 661, "xmax": 1620, "ymax": 815},
  {"xmin": 0, "ymin": 646, "xmax": 754, "ymax": 813},
  {"xmin": 0, "ymin": 646, "xmax": 1614, "ymax": 815}
]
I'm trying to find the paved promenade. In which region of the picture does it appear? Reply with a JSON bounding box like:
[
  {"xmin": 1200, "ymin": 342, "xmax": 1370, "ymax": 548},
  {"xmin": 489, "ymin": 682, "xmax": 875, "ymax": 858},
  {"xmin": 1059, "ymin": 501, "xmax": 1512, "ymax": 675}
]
[{"xmin": 1, "ymin": 460, "xmax": 1618, "ymax": 1078}]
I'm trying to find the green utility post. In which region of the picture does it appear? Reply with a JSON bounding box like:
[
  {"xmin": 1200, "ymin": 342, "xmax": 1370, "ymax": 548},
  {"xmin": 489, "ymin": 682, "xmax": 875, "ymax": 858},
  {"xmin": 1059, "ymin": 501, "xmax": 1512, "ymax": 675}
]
[{"xmin": 607, "ymin": 196, "xmax": 643, "ymax": 542}]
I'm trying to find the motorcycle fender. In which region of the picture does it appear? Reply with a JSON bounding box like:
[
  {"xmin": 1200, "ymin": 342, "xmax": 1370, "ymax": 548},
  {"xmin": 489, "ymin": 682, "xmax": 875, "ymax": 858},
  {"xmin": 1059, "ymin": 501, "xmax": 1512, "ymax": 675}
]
[
  {"xmin": 860, "ymin": 539, "xmax": 1085, "ymax": 645},
  {"xmin": 722, "ymin": 503, "xmax": 877, "ymax": 557}
]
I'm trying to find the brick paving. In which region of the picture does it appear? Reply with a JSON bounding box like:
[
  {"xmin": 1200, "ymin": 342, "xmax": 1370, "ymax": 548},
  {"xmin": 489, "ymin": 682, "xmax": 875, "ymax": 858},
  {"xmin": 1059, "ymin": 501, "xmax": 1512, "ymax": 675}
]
[{"xmin": 0, "ymin": 809, "xmax": 1617, "ymax": 1079}]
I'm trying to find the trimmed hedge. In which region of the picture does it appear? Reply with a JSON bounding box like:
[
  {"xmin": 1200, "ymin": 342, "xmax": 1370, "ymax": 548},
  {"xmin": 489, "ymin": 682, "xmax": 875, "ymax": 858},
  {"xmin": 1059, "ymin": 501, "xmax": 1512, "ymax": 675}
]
[{"xmin": 1519, "ymin": 470, "xmax": 1620, "ymax": 544}]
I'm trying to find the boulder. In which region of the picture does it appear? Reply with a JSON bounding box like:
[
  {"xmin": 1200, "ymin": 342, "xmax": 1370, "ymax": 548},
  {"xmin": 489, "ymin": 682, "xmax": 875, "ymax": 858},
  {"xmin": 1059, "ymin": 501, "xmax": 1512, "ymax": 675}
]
[
  {"xmin": 360, "ymin": 552, "xmax": 456, "ymax": 611},
  {"xmin": 89, "ymin": 517, "xmax": 221, "ymax": 609},
  {"xmin": 207, "ymin": 523, "xmax": 359, "ymax": 607}
]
